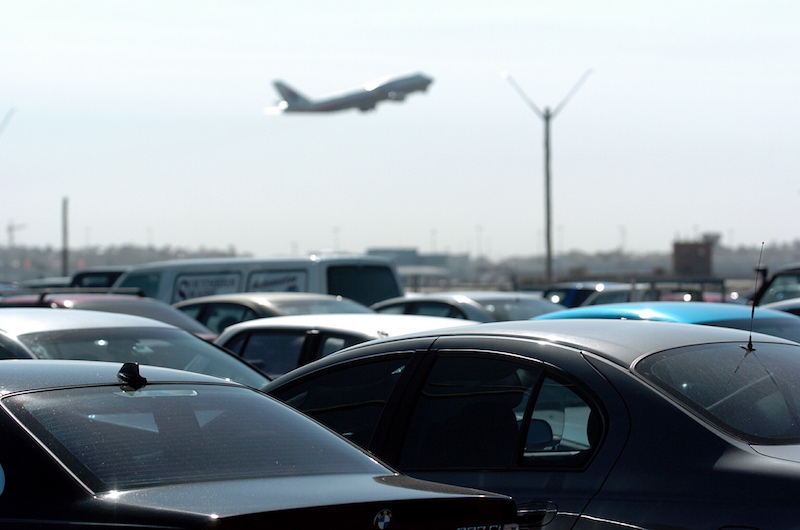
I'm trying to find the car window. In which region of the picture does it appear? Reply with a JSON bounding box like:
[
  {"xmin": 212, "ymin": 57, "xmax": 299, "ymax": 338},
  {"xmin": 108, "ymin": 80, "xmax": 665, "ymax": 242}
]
[
  {"xmin": 327, "ymin": 265, "xmax": 402, "ymax": 307},
  {"xmin": 233, "ymin": 331, "xmax": 307, "ymax": 378},
  {"xmin": 202, "ymin": 303, "xmax": 259, "ymax": 333},
  {"xmin": 373, "ymin": 303, "xmax": 408, "ymax": 315},
  {"xmin": 6, "ymin": 384, "xmax": 385, "ymax": 492},
  {"xmin": 399, "ymin": 355, "xmax": 600, "ymax": 470},
  {"xmin": 636, "ymin": 342, "xmax": 800, "ymax": 443},
  {"xmin": 526, "ymin": 376, "xmax": 600, "ymax": 467},
  {"xmin": 272, "ymin": 356, "xmax": 412, "ymax": 447},
  {"xmin": 760, "ymin": 272, "xmax": 800, "ymax": 305},
  {"xmin": 118, "ymin": 273, "xmax": 161, "ymax": 299},
  {"xmin": 413, "ymin": 302, "xmax": 467, "ymax": 319},
  {"xmin": 317, "ymin": 333, "xmax": 366, "ymax": 358}
]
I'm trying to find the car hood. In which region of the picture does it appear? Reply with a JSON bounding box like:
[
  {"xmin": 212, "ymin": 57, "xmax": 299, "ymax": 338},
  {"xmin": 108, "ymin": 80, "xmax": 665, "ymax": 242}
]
[{"xmin": 96, "ymin": 473, "xmax": 504, "ymax": 516}]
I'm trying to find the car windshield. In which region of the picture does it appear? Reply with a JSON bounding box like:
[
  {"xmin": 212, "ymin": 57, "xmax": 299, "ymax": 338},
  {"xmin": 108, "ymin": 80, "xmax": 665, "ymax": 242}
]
[
  {"xmin": 636, "ymin": 341, "xmax": 800, "ymax": 444},
  {"xmin": 3, "ymin": 383, "xmax": 386, "ymax": 492},
  {"xmin": 17, "ymin": 327, "xmax": 269, "ymax": 388}
]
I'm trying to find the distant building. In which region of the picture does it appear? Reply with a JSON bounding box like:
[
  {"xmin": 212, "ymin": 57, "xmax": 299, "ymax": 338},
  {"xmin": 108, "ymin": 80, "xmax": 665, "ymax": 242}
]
[{"xmin": 673, "ymin": 240, "xmax": 714, "ymax": 277}]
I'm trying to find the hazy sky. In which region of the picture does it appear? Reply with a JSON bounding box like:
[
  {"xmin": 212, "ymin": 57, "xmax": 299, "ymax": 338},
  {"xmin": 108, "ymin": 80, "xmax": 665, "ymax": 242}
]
[{"xmin": 2, "ymin": 1, "xmax": 798, "ymax": 260}]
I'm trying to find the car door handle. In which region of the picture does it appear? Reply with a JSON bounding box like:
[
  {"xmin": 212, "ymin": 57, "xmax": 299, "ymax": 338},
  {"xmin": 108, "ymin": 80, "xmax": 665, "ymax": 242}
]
[{"xmin": 516, "ymin": 501, "xmax": 558, "ymax": 527}]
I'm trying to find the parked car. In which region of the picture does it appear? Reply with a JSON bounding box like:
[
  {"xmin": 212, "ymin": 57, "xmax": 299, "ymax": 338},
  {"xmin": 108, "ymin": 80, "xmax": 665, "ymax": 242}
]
[
  {"xmin": 215, "ymin": 313, "xmax": 478, "ymax": 378},
  {"xmin": 0, "ymin": 359, "xmax": 518, "ymax": 528},
  {"xmin": 754, "ymin": 261, "xmax": 800, "ymax": 305},
  {"xmin": 534, "ymin": 301, "xmax": 800, "ymax": 342},
  {"xmin": 370, "ymin": 291, "xmax": 564, "ymax": 322},
  {"xmin": 0, "ymin": 308, "xmax": 269, "ymax": 388},
  {"xmin": 174, "ymin": 292, "xmax": 374, "ymax": 334},
  {"xmin": 266, "ymin": 319, "xmax": 800, "ymax": 529},
  {"xmin": 0, "ymin": 292, "xmax": 217, "ymax": 341}
]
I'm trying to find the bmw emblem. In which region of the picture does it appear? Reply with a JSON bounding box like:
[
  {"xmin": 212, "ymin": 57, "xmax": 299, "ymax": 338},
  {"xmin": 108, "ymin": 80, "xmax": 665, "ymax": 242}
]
[{"xmin": 374, "ymin": 509, "xmax": 392, "ymax": 530}]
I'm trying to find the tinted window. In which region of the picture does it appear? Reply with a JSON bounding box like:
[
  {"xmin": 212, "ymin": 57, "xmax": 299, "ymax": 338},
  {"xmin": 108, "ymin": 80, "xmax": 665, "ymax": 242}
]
[
  {"xmin": 327, "ymin": 265, "xmax": 401, "ymax": 306},
  {"xmin": 760, "ymin": 272, "xmax": 800, "ymax": 305},
  {"xmin": 399, "ymin": 355, "xmax": 537, "ymax": 469},
  {"xmin": 118, "ymin": 273, "xmax": 161, "ymax": 299},
  {"xmin": 234, "ymin": 331, "xmax": 307, "ymax": 378},
  {"xmin": 317, "ymin": 333, "xmax": 366, "ymax": 358},
  {"xmin": 274, "ymin": 356, "xmax": 412, "ymax": 447},
  {"xmin": 413, "ymin": 302, "xmax": 467, "ymax": 319},
  {"xmin": 636, "ymin": 342, "xmax": 800, "ymax": 443},
  {"xmin": 6, "ymin": 384, "xmax": 385, "ymax": 492},
  {"xmin": 201, "ymin": 303, "xmax": 259, "ymax": 333},
  {"xmin": 526, "ymin": 376, "xmax": 600, "ymax": 467},
  {"xmin": 399, "ymin": 356, "xmax": 600, "ymax": 470}
]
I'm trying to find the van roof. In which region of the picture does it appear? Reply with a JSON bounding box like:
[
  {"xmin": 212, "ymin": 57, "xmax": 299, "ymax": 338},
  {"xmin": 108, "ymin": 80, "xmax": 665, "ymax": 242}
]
[{"xmin": 120, "ymin": 255, "xmax": 394, "ymax": 270}]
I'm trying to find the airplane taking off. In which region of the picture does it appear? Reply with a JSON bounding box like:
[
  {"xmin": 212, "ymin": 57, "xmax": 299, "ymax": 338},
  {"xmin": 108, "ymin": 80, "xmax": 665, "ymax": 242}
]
[{"xmin": 266, "ymin": 73, "xmax": 433, "ymax": 114}]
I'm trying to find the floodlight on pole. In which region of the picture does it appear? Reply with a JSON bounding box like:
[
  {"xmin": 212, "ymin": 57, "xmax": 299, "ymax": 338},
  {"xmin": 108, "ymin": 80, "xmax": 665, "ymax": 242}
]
[{"xmin": 502, "ymin": 70, "xmax": 591, "ymax": 284}]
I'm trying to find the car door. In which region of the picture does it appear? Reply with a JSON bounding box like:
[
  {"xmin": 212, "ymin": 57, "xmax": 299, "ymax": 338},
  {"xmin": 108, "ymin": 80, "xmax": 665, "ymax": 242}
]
[
  {"xmin": 378, "ymin": 336, "xmax": 631, "ymax": 530},
  {"xmin": 267, "ymin": 335, "xmax": 630, "ymax": 529}
]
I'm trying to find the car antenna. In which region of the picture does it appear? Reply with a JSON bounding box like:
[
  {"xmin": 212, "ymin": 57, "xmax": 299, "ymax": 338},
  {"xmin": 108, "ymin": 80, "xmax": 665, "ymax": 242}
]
[
  {"xmin": 118, "ymin": 362, "xmax": 148, "ymax": 390},
  {"xmin": 734, "ymin": 242, "xmax": 764, "ymax": 373}
]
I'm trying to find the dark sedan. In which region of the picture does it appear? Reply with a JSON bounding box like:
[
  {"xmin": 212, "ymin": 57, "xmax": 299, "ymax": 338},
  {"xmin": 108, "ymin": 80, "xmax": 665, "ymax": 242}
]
[
  {"xmin": 266, "ymin": 319, "xmax": 800, "ymax": 529},
  {"xmin": 0, "ymin": 360, "xmax": 519, "ymax": 528}
]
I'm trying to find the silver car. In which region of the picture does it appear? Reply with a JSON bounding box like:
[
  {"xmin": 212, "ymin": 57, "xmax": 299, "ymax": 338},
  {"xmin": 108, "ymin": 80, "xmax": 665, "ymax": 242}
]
[{"xmin": 0, "ymin": 308, "xmax": 269, "ymax": 388}]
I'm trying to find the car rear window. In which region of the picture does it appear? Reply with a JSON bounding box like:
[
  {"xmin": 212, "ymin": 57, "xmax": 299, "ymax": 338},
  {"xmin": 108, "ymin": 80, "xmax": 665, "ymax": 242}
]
[
  {"xmin": 327, "ymin": 265, "xmax": 401, "ymax": 306},
  {"xmin": 4, "ymin": 383, "xmax": 386, "ymax": 492},
  {"xmin": 636, "ymin": 342, "xmax": 800, "ymax": 444},
  {"xmin": 17, "ymin": 327, "xmax": 270, "ymax": 389}
]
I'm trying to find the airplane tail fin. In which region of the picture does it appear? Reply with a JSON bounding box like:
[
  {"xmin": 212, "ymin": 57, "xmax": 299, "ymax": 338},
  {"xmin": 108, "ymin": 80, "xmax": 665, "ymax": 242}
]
[{"xmin": 273, "ymin": 81, "xmax": 311, "ymax": 108}]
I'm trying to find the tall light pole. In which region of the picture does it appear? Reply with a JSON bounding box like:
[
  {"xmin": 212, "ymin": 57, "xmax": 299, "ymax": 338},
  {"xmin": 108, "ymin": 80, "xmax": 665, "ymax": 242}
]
[{"xmin": 503, "ymin": 70, "xmax": 591, "ymax": 283}]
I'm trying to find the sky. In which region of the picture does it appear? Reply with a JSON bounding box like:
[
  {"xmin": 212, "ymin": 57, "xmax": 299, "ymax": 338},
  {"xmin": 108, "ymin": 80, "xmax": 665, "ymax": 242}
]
[{"xmin": 1, "ymin": 1, "xmax": 799, "ymax": 261}]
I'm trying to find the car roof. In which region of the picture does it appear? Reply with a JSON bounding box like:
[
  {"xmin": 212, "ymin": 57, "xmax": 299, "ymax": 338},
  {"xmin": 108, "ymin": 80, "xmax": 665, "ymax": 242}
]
[
  {"xmin": 0, "ymin": 359, "xmax": 228, "ymax": 395},
  {"xmin": 174, "ymin": 292, "xmax": 363, "ymax": 306},
  {"xmin": 377, "ymin": 291, "xmax": 546, "ymax": 302},
  {"xmin": 542, "ymin": 281, "xmax": 627, "ymax": 290},
  {"xmin": 535, "ymin": 301, "xmax": 798, "ymax": 324},
  {"xmin": 0, "ymin": 307, "xmax": 175, "ymax": 337},
  {"xmin": 216, "ymin": 313, "xmax": 479, "ymax": 341},
  {"xmin": 317, "ymin": 319, "xmax": 792, "ymax": 372}
]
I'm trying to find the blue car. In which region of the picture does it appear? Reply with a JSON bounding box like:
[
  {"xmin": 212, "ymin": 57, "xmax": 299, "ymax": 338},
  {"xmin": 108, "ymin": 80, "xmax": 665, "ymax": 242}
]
[{"xmin": 535, "ymin": 300, "xmax": 800, "ymax": 342}]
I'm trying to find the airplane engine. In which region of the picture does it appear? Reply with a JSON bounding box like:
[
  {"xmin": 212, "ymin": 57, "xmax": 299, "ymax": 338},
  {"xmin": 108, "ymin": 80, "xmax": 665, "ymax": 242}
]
[{"xmin": 387, "ymin": 91, "xmax": 406, "ymax": 101}]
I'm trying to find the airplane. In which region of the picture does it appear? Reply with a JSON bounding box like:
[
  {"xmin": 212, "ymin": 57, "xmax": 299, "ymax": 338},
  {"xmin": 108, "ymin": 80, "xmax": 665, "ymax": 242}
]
[{"xmin": 266, "ymin": 73, "xmax": 433, "ymax": 114}]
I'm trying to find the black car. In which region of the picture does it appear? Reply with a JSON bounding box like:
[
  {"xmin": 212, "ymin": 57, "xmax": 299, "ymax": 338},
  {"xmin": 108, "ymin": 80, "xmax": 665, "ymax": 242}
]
[
  {"xmin": 0, "ymin": 359, "xmax": 519, "ymax": 528},
  {"xmin": 266, "ymin": 319, "xmax": 800, "ymax": 529}
]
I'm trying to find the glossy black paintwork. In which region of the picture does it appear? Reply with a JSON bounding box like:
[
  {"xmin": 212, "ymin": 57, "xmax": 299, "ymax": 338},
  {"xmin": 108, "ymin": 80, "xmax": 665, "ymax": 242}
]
[
  {"xmin": 266, "ymin": 319, "xmax": 800, "ymax": 529},
  {"xmin": 0, "ymin": 360, "xmax": 517, "ymax": 528}
]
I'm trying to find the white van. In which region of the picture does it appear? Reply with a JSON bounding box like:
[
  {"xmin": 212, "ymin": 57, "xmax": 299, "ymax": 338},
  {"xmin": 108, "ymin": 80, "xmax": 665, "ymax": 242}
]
[{"xmin": 113, "ymin": 255, "xmax": 404, "ymax": 307}]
